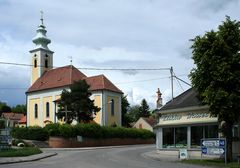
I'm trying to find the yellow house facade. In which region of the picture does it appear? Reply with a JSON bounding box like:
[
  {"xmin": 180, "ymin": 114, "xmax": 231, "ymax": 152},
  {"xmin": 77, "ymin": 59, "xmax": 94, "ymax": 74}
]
[{"xmin": 26, "ymin": 16, "xmax": 122, "ymax": 127}]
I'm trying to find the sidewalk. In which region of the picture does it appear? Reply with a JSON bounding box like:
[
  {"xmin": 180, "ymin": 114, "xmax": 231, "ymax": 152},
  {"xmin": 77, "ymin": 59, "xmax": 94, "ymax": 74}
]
[
  {"xmin": 0, "ymin": 151, "xmax": 57, "ymax": 164},
  {"xmin": 142, "ymin": 150, "xmax": 179, "ymax": 162}
]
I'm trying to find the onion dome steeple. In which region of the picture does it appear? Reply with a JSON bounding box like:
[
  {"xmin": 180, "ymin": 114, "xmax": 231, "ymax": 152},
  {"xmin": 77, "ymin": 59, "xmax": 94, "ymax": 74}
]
[
  {"xmin": 30, "ymin": 11, "xmax": 54, "ymax": 85},
  {"xmin": 32, "ymin": 11, "xmax": 51, "ymax": 50}
]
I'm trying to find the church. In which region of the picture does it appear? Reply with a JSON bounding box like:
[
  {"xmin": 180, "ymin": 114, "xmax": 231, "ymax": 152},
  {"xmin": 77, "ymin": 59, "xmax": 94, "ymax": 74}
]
[{"xmin": 26, "ymin": 16, "xmax": 123, "ymax": 127}]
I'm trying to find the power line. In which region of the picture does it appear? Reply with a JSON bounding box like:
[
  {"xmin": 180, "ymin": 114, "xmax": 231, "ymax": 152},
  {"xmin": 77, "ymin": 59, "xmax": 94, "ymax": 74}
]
[
  {"xmin": 0, "ymin": 61, "xmax": 33, "ymax": 67},
  {"xmin": 116, "ymin": 76, "xmax": 170, "ymax": 85},
  {"xmin": 0, "ymin": 61, "xmax": 170, "ymax": 71},
  {"xmin": 173, "ymin": 72, "xmax": 184, "ymax": 91},
  {"xmin": 0, "ymin": 74, "xmax": 189, "ymax": 89},
  {"xmin": 174, "ymin": 75, "xmax": 192, "ymax": 86}
]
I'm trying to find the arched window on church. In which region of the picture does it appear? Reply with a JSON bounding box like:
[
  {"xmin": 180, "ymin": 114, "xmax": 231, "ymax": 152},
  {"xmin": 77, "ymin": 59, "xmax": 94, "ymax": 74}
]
[
  {"xmin": 111, "ymin": 99, "xmax": 114, "ymax": 116},
  {"xmin": 46, "ymin": 102, "xmax": 50, "ymax": 118},
  {"xmin": 45, "ymin": 59, "xmax": 48, "ymax": 68},
  {"xmin": 34, "ymin": 104, "xmax": 38, "ymax": 118},
  {"xmin": 34, "ymin": 59, "xmax": 37, "ymax": 68}
]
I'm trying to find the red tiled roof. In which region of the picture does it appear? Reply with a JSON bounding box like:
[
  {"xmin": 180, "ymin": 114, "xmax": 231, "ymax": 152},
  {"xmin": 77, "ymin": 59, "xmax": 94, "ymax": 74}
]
[
  {"xmin": 19, "ymin": 115, "xmax": 26, "ymax": 124},
  {"xmin": 27, "ymin": 65, "xmax": 86, "ymax": 92},
  {"xmin": 142, "ymin": 117, "xmax": 157, "ymax": 127},
  {"xmin": 1, "ymin": 112, "xmax": 24, "ymax": 121},
  {"xmin": 85, "ymin": 75, "xmax": 123, "ymax": 93},
  {"xmin": 27, "ymin": 65, "xmax": 122, "ymax": 94}
]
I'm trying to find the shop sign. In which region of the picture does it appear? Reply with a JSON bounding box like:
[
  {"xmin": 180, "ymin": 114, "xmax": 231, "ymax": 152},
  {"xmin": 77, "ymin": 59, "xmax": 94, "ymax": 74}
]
[
  {"xmin": 161, "ymin": 114, "xmax": 182, "ymax": 121},
  {"xmin": 160, "ymin": 112, "xmax": 211, "ymax": 121},
  {"xmin": 186, "ymin": 112, "xmax": 209, "ymax": 119}
]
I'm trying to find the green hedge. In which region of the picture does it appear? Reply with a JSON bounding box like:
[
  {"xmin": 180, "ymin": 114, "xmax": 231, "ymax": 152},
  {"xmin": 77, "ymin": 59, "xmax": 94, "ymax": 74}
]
[
  {"xmin": 11, "ymin": 123, "xmax": 155, "ymax": 141},
  {"xmin": 11, "ymin": 126, "xmax": 49, "ymax": 141}
]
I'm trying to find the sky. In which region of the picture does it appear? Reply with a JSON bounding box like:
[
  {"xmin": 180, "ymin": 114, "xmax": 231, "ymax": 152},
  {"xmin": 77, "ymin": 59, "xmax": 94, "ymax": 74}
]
[{"xmin": 0, "ymin": 0, "xmax": 239, "ymax": 108}]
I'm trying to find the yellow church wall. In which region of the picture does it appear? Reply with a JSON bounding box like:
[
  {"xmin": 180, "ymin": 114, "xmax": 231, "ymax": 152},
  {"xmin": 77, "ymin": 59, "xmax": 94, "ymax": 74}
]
[
  {"xmin": 93, "ymin": 95, "xmax": 101, "ymax": 124},
  {"xmin": 107, "ymin": 96, "xmax": 120, "ymax": 126},
  {"xmin": 32, "ymin": 57, "xmax": 39, "ymax": 84},
  {"xmin": 29, "ymin": 98, "xmax": 41, "ymax": 126},
  {"xmin": 55, "ymin": 95, "xmax": 64, "ymax": 124},
  {"xmin": 43, "ymin": 96, "xmax": 53, "ymax": 124}
]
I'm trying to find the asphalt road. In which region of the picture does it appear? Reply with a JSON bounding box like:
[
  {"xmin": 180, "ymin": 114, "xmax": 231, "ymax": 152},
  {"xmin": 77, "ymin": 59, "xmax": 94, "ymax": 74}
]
[{"xmin": 0, "ymin": 145, "xmax": 206, "ymax": 168}]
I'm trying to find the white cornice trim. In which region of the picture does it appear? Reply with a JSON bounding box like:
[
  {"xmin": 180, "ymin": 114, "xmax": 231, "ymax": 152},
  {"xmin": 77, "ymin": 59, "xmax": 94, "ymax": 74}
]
[{"xmin": 157, "ymin": 105, "xmax": 209, "ymax": 114}]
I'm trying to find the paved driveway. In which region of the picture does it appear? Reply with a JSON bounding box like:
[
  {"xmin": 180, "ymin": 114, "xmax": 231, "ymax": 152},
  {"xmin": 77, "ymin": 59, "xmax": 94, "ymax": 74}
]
[{"xmin": 0, "ymin": 145, "xmax": 210, "ymax": 168}]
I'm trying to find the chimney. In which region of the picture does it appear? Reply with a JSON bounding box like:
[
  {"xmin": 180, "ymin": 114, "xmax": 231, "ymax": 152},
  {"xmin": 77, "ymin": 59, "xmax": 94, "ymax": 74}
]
[{"xmin": 156, "ymin": 88, "xmax": 162, "ymax": 109}]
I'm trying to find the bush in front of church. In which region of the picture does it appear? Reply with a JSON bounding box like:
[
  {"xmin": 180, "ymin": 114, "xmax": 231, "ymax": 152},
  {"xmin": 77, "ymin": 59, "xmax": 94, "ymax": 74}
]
[
  {"xmin": 11, "ymin": 123, "xmax": 155, "ymax": 141},
  {"xmin": 11, "ymin": 126, "xmax": 49, "ymax": 141}
]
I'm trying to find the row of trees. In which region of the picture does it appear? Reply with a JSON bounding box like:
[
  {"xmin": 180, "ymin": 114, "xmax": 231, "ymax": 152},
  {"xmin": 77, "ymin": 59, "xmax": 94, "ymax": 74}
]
[
  {"xmin": 0, "ymin": 101, "xmax": 26, "ymax": 114},
  {"xmin": 122, "ymin": 96, "xmax": 153, "ymax": 127}
]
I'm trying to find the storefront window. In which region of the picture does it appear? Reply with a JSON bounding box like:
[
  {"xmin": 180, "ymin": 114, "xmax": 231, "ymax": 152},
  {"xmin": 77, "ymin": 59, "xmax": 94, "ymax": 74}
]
[
  {"xmin": 205, "ymin": 125, "xmax": 218, "ymax": 138},
  {"xmin": 191, "ymin": 125, "xmax": 218, "ymax": 148},
  {"xmin": 175, "ymin": 127, "xmax": 187, "ymax": 148},
  {"xmin": 163, "ymin": 127, "xmax": 187, "ymax": 148},
  {"xmin": 233, "ymin": 125, "xmax": 240, "ymax": 139},
  {"xmin": 163, "ymin": 128, "xmax": 174, "ymax": 148},
  {"xmin": 191, "ymin": 126, "xmax": 203, "ymax": 148}
]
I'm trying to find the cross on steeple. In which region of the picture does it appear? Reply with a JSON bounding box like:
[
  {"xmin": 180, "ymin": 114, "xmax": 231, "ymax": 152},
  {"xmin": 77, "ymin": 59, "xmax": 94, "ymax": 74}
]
[{"xmin": 40, "ymin": 10, "xmax": 44, "ymax": 25}]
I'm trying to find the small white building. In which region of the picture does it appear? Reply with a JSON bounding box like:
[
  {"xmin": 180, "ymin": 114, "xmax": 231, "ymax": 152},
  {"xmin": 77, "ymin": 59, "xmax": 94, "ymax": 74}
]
[{"xmin": 133, "ymin": 117, "xmax": 157, "ymax": 132}]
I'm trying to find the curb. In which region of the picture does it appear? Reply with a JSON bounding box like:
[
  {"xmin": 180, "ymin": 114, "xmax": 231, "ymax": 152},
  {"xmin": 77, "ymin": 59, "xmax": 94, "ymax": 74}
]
[
  {"xmin": 41, "ymin": 144, "xmax": 154, "ymax": 152},
  {"xmin": 0, "ymin": 152, "xmax": 57, "ymax": 165}
]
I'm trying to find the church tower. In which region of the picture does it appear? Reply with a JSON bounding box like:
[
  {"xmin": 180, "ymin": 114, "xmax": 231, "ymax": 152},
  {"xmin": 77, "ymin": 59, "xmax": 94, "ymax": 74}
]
[{"xmin": 30, "ymin": 12, "xmax": 54, "ymax": 85}]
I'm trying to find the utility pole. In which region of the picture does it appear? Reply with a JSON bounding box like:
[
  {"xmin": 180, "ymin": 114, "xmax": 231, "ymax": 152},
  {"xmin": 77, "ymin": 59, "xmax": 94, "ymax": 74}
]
[{"xmin": 170, "ymin": 66, "xmax": 174, "ymax": 101}]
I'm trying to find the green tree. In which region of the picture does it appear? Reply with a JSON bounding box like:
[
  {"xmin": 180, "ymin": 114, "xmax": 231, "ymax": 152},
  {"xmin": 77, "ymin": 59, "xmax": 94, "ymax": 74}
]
[
  {"xmin": 127, "ymin": 105, "xmax": 141, "ymax": 122},
  {"xmin": 12, "ymin": 104, "xmax": 27, "ymax": 114},
  {"xmin": 139, "ymin": 99, "xmax": 150, "ymax": 118},
  {"xmin": 121, "ymin": 95, "xmax": 131, "ymax": 127},
  {"xmin": 0, "ymin": 101, "xmax": 11, "ymax": 113},
  {"xmin": 58, "ymin": 80, "xmax": 101, "ymax": 124},
  {"xmin": 190, "ymin": 16, "xmax": 240, "ymax": 161}
]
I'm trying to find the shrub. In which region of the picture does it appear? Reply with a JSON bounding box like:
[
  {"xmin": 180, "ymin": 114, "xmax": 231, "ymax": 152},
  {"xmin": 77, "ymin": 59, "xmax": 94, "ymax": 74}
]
[
  {"xmin": 27, "ymin": 126, "xmax": 49, "ymax": 141},
  {"xmin": 11, "ymin": 127, "xmax": 29, "ymax": 139},
  {"xmin": 59, "ymin": 124, "xmax": 74, "ymax": 138},
  {"xmin": 0, "ymin": 120, "xmax": 5, "ymax": 129},
  {"xmin": 74, "ymin": 123, "xmax": 102, "ymax": 139},
  {"xmin": 44, "ymin": 123, "xmax": 60, "ymax": 136},
  {"xmin": 12, "ymin": 123, "xmax": 155, "ymax": 140},
  {"xmin": 11, "ymin": 126, "xmax": 48, "ymax": 141}
]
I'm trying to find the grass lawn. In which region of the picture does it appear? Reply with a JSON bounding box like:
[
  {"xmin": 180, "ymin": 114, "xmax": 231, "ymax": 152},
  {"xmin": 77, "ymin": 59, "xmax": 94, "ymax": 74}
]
[
  {"xmin": 0, "ymin": 147, "xmax": 42, "ymax": 157},
  {"xmin": 181, "ymin": 159, "xmax": 240, "ymax": 168}
]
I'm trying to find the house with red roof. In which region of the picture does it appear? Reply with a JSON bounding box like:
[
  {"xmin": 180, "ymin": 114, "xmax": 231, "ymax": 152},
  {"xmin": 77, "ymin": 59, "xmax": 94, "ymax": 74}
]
[
  {"xmin": 26, "ymin": 16, "xmax": 122, "ymax": 127},
  {"xmin": 133, "ymin": 117, "xmax": 157, "ymax": 132},
  {"xmin": 1, "ymin": 112, "xmax": 26, "ymax": 127}
]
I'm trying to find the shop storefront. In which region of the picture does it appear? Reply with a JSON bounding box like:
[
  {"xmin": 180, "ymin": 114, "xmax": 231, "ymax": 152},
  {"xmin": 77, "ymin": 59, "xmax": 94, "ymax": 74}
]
[
  {"xmin": 155, "ymin": 88, "xmax": 219, "ymax": 151},
  {"xmin": 155, "ymin": 88, "xmax": 240, "ymax": 159},
  {"xmin": 155, "ymin": 106, "xmax": 218, "ymax": 150}
]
